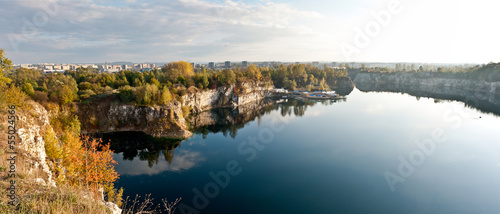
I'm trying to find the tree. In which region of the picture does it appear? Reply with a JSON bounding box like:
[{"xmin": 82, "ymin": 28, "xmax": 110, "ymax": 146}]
[
  {"xmin": 201, "ymin": 74, "xmax": 209, "ymax": 89},
  {"xmin": 0, "ymin": 49, "xmax": 12, "ymax": 86},
  {"xmin": 283, "ymin": 78, "xmax": 297, "ymax": 90},
  {"xmin": 159, "ymin": 86, "xmax": 172, "ymax": 105},
  {"xmin": 118, "ymin": 86, "xmax": 136, "ymax": 102},
  {"xmin": 418, "ymin": 66, "xmax": 424, "ymax": 72},
  {"xmin": 21, "ymin": 82, "xmax": 35, "ymax": 96},
  {"xmin": 163, "ymin": 61, "xmax": 194, "ymax": 82},
  {"xmin": 223, "ymin": 69, "xmax": 236, "ymax": 84}
]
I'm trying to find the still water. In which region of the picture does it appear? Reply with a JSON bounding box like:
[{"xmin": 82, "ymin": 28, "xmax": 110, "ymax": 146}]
[{"xmin": 107, "ymin": 88, "xmax": 500, "ymax": 214}]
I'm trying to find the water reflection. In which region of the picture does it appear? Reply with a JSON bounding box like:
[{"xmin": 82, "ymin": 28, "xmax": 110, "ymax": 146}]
[
  {"xmin": 355, "ymin": 82, "xmax": 500, "ymax": 116},
  {"xmin": 191, "ymin": 98, "xmax": 346, "ymax": 139},
  {"xmin": 113, "ymin": 150, "xmax": 205, "ymax": 176},
  {"xmin": 99, "ymin": 132, "xmax": 180, "ymax": 165}
]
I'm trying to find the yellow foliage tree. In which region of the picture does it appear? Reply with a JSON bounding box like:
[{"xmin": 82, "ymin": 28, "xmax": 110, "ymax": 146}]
[{"xmin": 163, "ymin": 61, "xmax": 194, "ymax": 81}]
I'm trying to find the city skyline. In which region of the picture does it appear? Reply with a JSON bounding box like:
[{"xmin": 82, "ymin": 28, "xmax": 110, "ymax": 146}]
[{"xmin": 2, "ymin": 0, "xmax": 499, "ymax": 64}]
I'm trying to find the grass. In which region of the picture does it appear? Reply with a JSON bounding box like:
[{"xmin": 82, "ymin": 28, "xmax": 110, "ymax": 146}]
[{"xmin": 0, "ymin": 181, "xmax": 111, "ymax": 214}]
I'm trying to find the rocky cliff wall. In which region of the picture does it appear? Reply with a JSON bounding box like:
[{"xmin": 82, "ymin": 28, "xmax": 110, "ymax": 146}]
[
  {"xmin": 77, "ymin": 96, "xmax": 192, "ymax": 139},
  {"xmin": 181, "ymin": 81, "xmax": 273, "ymax": 114},
  {"xmin": 10, "ymin": 100, "xmax": 56, "ymax": 187},
  {"xmin": 353, "ymin": 73, "xmax": 500, "ymax": 113},
  {"xmin": 188, "ymin": 99, "xmax": 274, "ymax": 129}
]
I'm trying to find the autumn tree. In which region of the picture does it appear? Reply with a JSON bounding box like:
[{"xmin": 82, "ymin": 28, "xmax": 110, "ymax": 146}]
[
  {"xmin": 162, "ymin": 61, "xmax": 194, "ymax": 82},
  {"xmin": 0, "ymin": 49, "xmax": 12, "ymax": 86},
  {"xmin": 159, "ymin": 86, "xmax": 172, "ymax": 105}
]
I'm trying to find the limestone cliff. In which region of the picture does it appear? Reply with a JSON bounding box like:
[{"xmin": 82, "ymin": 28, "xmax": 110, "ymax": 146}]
[
  {"xmin": 77, "ymin": 95, "xmax": 192, "ymax": 139},
  {"xmin": 182, "ymin": 81, "xmax": 273, "ymax": 114},
  {"xmin": 77, "ymin": 82, "xmax": 273, "ymax": 138},
  {"xmin": 189, "ymin": 99, "xmax": 274, "ymax": 129},
  {"xmin": 353, "ymin": 72, "xmax": 500, "ymax": 114},
  {"xmin": 5, "ymin": 100, "xmax": 55, "ymax": 187}
]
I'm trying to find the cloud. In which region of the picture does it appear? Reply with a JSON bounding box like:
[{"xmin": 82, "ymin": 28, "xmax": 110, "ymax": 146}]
[
  {"xmin": 0, "ymin": 0, "xmax": 323, "ymax": 63},
  {"xmin": 115, "ymin": 149, "xmax": 206, "ymax": 176}
]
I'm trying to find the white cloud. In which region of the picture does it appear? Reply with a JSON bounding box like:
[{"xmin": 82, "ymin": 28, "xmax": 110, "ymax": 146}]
[
  {"xmin": 1, "ymin": 0, "xmax": 498, "ymax": 63},
  {"xmin": 0, "ymin": 0, "xmax": 323, "ymax": 63},
  {"xmin": 115, "ymin": 149, "xmax": 205, "ymax": 176}
]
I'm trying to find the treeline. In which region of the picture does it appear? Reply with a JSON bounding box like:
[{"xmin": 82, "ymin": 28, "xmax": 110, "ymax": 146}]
[
  {"xmin": 269, "ymin": 64, "xmax": 348, "ymax": 91},
  {"xmin": 351, "ymin": 62, "xmax": 500, "ymax": 81},
  {"xmin": 9, "ymin": 61, "xmax": 350, "ymax": 107}
]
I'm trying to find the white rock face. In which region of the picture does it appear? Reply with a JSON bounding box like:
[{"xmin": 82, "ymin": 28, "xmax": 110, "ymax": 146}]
[
  {"xmin": 182, "ymin": 81, "xmax": 273, "ymax": 113},
  {"xmin": 105, "ymin": 202, "xmax": 122, "ymax": 214},
  {"xmin": 15, "ymin": 100, "xmax": 56, "ymax": 187},
  {"xmin": 78, "ymin": 100, "xmax": 193, "ymax": 139},
  {"xmin": 353, "ymin": 73, "xmax": 500, "ymax": 106}
]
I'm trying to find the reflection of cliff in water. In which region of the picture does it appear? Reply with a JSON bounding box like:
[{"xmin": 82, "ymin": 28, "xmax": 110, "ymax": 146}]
[
  {"xmin": 356, "ymin": 82, "xmax": 500, "ymax": 116},
  {"xmin": 95, "ymin": 132, "xmax": 181, "ymax": 167},
  {"xmin": 190, "ymin": 98, "xmax": 346, "ymax": 139},
  {"xmin": 96, "ymin": 98, "xmax": 346, "ymax": 168}
]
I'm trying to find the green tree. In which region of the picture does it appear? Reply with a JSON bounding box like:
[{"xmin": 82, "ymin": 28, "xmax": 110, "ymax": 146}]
[
  {"xmin": 118, "ymin": 86, "xmax": 136, "ymax": 102},
  {"xmin": 0, "ymin": 49, "xmax": 13, "ymax": 86},
  {"xmin": 201, "ymin": 74, "xmax": 209, "ymax": 89},
  {"xmin": 159, "ymin": 86, "xmax": 172, "ymax": 105},
  {"xmin": 223, "ymin": 69, "xmax": 236, "ymax": 84},
  {"xmin": 283, "ymin": 78, "xmax": 297, "ymax": 90},
  {"xmin": 21, "ymin": 82, "xmax": 35, "ymax": 96}
]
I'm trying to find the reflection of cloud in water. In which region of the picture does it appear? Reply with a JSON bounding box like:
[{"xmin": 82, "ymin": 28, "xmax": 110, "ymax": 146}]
[{"xmin": 115, "ymin": 150, "xmax": 205, "ymax": 176}]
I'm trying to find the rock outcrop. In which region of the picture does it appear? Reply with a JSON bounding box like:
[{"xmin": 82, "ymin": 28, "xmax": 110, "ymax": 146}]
[
  {"xmin": 182, "ymin": 81, "xmax": 273, "ymax": 114},
  {"xmin": 189, "ymin": 99, "xmax": 274, "ymax": 129},
  {"xmin": 14, "ymin": 100, "xmax": 56, "ymax": 187},
  {"xmin": 77, "ymin": 96, "xmax": 192, "ymax": 139},
  {"xmin": 78, "ymin": 82, "xmax": 273, "ymax": 138},
  {"xmin": 353, "ymin": 72, "xmax": 500, "ymax": 114}
]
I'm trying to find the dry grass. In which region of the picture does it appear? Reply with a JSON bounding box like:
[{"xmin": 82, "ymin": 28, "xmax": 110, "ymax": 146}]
[{"xmin": 0, "ymin": 181, "xmax": 111, "ymax": 214}]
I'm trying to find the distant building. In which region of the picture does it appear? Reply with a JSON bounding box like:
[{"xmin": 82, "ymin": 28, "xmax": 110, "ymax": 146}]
[
  {"xmin": 312, "ymin": 61, "xmax": 320, "ymax": 67},
  {"xmin": 225, "ymin": 61, "xmax": 231, "ymax": 68},
  {"xmin": 122, "ymin": 64, "xmax": 131, "ymax": 70},
  {"xmin": 208, "ymin": 62, "xmax": 215, "ymax": 69},
  {"xmin": 242, "ymin": 61, "xmax": 248, "ymax": 68}
]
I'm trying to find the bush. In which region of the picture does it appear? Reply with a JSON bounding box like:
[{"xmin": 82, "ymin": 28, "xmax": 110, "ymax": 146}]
[
  {"xmin": 22, "ymin": 82, "xmax": 35, "ymax": 96},
  {"xmin": 159, "ymin": 86, "xmax": 172, "ymax": 105},
  {"xmin": 78, "ymin": 81, "xmax": 94, "ymax": 91},
  {"xmin": 33, "ymin": 91, "xmax": 49, "ymax": 102},
  {"xmin": 181, "ymin": 106, "xmax": 191, "ymax": 118},
  {"xmin": 118, "ymin": 86, "xmax": 136, "ymax": 103},
  {"xmin": 79, "ymin": 89, "xmax": 96, "ymax": 99}
]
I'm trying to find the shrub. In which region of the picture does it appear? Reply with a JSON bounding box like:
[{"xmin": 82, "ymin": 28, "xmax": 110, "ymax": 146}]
[
  {"xmin": 159, "ymin": 86, "xmax": 172, "ymax": 105},
  {"xmin": 181, "ymin": 106, "xmax": 191, "ymax": 118},
  {"xmin": 78, "ymin": 81, "xmax": 94, "ymax": 91},
  {"xmin": 33, "ymin": 91, "xmax": 49, "ymax": 102},
  {"xmin": 22, "ymin": 82, "xmax": 35, "ymax": 96},
  {"xmin": 79, "ymin": 89, "xmax": 96, "ymax": 99},
  {"xmin": 118, "ymin": 86, "xmax": 136, "ymax": 103}
]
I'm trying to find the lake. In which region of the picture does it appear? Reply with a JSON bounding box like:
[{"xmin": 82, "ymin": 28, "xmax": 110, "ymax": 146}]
[{"xmin": 107, "ymin": 88, "xmax": 500, "ymax": 214}]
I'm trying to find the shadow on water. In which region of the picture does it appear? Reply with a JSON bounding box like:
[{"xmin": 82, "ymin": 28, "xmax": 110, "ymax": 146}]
[{"xmin": 92, "ymin": 132, "xmax": 181, "ymax": 168}]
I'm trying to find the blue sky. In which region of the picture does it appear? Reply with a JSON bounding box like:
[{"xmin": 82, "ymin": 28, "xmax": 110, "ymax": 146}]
[{"xmin": 1, "ymin": 0, "xmax": 499, "ymax": 64}]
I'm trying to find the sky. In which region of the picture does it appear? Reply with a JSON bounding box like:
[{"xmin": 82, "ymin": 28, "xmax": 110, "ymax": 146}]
[{"xmin": 1, "ymin": 0, "xmax": 499, "ymax": 64}]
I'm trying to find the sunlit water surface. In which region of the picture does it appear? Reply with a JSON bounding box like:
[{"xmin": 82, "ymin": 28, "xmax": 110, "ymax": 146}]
[{"xmin": 109, "ymin": 89, "xmax": 500, "ymax": 214}]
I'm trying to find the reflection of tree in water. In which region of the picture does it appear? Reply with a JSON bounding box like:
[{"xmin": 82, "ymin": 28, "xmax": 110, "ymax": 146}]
[
  {"xmin": 95, "ymin": 132, "xmax": 181, "ymax": 168},
  {"xmin": 192, "ymin": 98, "xmax": 346, "ymax": 139}
]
